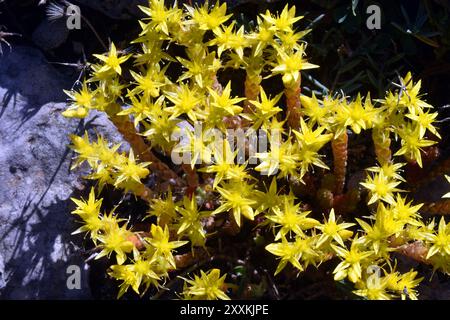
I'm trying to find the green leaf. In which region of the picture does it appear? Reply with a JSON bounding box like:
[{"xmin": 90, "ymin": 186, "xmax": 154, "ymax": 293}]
[
  {"xmin": 341, "ymin": 83, "xmax": 362, "ymax": 95},
  {"xmin": 366, "ymin": 70, "xmax": 378, "ymax": 89},
  {"xmin": 352, "ymin": 0, "xmax": 359, "ymax": 16},
  {"xmin": 233, "ymin": 266, "xmax": 246, "ymax": 277},
  {"xmin": 338, "ymin": 13, "xmax": 348, "ymax": 24},
  {"xmin": 338, "ymin": 70, "xmax": 365, "ymax": 93},
  {"xmin": 391, "ymin": 22, "xmax": 406, "ymax": 34},
  {"xmin": 400, "ymin": 5, "xmax": 411, "ymax": 27},
  {"xmin": 413, "ymin": 34, "xmax": 440, "ymax": 48},
  {"xmin": 306, "ymin": 14, "xmax": 325, "ymax": 29},
  {"xmin": 339, "ymin": 59, "xmax": 362, "ymax": 74},
  {"xmin": 414, "ymin": 3, "xmax": 428, "ymax": 29},
  {"xmin": 385, "ymin": 53, "xmax": 405, "ymax": 66},
  {"xmin": 364, "ymin": 54, "xmax": 379, "ymax": 71}
]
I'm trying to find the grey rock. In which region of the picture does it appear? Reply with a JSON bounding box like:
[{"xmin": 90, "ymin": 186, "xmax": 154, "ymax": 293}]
[
  {"xmin": 0, "ymin": 253, "xmax": 6, "ymax": 290},
  {"xmin": 32, "ymin": 19, "xmax": 70, "ymax": 51},
  {"xmin": 0, "ymin": 46, "xmax": 126, "ymax": 299}
]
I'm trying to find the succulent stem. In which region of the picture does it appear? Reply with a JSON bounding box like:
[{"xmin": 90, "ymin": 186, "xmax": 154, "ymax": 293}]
[
  {"xmin": 244, "ymin": 73, "xmax": 262, "ymax": 114},
  {"xmin": 421, "ymin": 199, "xmax": 450, "ymax": 215},
  {"xmin": 284, "ymin": 77, "xmax": 302, "ymax": 130},
  {"xmin": 372, "ymin": 128, "xmax": 392, "ymax": 165},
  {"xmin": 111, "ymin": 115, "xmax": 180, "ymax": 184},
  {"xmin": 332, "ymin": 131, "xmax": 348, "ymax": 195}
]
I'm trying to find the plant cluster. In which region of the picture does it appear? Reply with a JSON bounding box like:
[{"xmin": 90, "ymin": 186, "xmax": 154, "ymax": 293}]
[{"xmin": 63, "ymin": 0, "xmax": 449, "ymax": 300}]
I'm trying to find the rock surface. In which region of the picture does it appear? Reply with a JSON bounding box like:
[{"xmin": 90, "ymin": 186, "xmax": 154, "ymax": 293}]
[
  {"xmin": 0, "ymin": 46, "xmax": 125, "ymax": 299},
  {"xmin": 32, "ymin": 19, "xmax": 70, "ymax": 51}
]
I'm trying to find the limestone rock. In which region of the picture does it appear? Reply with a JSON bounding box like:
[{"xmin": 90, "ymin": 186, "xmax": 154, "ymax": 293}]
[
  {"xmin": 0, "ymin": 46, "xmax": 125, "ymax": 299},
  {"xmin": 32, "ymin": 19, "xmax": 69, "ymax": 51}
]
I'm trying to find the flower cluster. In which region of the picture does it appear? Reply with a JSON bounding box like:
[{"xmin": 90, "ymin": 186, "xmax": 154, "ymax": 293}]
[{"xmin": 63, "ymin": 0, "xmax": 448, "ymax": 300}]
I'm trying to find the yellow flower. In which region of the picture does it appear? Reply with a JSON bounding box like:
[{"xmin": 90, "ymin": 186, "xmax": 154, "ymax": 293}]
[
  {"xmin": 406, "ymin": 108, "xmax": 440, "ymax": 139},
  {"xmin": 175, "ymin": 196, "xmax": 212, "ymax": 236},
  {"xmin": 428, "ymin": 252, "xmax": 450, "ymax": 274},
  {"xmin": 260, "ymin": 4, "xmax": 303, "ymax": 33},
  {"xmin": 181, "ymin": 269, "xmax": 230, "ymax": 300},
  {"xmin": 132, "ymin": 35, "xmax": 174, "ymax": 63},
  {"xmin": 147, "ymin": 189, "xmax": 178, "ymax": 226},
  {"xmin": 300, "ymin": 93, "xmax": 331, "ymax": 126},
  {"xmin": 71, "ymin": 187, "xmax": 102, "ymax": 220},
  {"xmin": 367, "ymin": 162, "xmax": 406, "ymax": 182},
  {"xmin": 93, "ymin": 43, "xmax": 131, "ymax": 75},
  {"xmin": 293, "ymin": 118, "xmax": 333, "ymax": 149},
  {"xmin": 109, "ymin": 249, "xmax": 162, "ymax": 298},
  {"xmin": 128, "ymin": 68, "xmax": 166, "ymax": 99},
  {"xmin": 208, "ymin": 81, "xmax": 245, "ymax": 116},
  {"xmin": 248, "ymin": 16, "xmax": 275, "ymax": 56},
  {"xmin": 146, "ymin": 225, "xmax": 188, "ymax": 269},
  {"xmin": 185, "ymin": 1, "xmax": 232, "ymax": 31},
  {"xmin": 360, "ymin": 171, "xmax": 402, "ymax": 205},
  {"xmin": 397, "ymin": 270, "xmax": 423, "ymax": 300},
  {"xmin": 398, "ymin": 72, "xmax": 433, "ymax": 114},
  {"xmin": 213, "ymin": 181, "xmax": 260, "ymax": 226},
  {"xmin": 331, "ymin": 237, "xmax": 373, "ymax": 283},
  {"xmin": 199, "ymin": 140, "xmax": 251, "ymax": 188},
  {"xmin": 209, "ymin": 21, "xmax": 247, "ymax": 59},
  {"xmin": 444, "ymin": 175, "xmax": 450, "ymax": 198},
  {"xmin": 296, "ymin": 146, "xmax": 330, "ymax": 179},
  {"xmin": 425, "ymin": 217, "xmax": 450, "ymax": 259},
  {"xmin": 254, "ymin": 178, "xmax": 285, "ymax": 215},
  {"xmin": 271, "ymin": 45, "xmax": 319, "ymax": 85},
  {"xmin": 266, "ymin": 235, "xmax": 316, "ymax": 275},
  {"xmin": 109, "ymin": 264, "xmax": 140, "ymax": 298},
  {"xmin": 316, "ymin": 209, "xmax": 354, "ymax": 247},
  {"xmin": 356, "ymin": 203, "xmax": 402, "ymax": 255},
  {"xmin": 385, "ymin": 269, "xmax": 422, "ymax": 300},
  {"xmin": 341, "ymin": 93, "xmax": 376, "ymax": 134},
  {"xmin": 63, "ymin": 81, "xmax": 95, "ymax": 118},
  {"xmin": 354, "ymin": 275, "xmax": 392, "ymax": 300},
  {"xmin": 255, "ymin": 136, "xmax": 299, "ymax": 178},
  {"xmin": 114, "ymin": 149, "xmax": 151, "ymax": 193},
  {"xmin": 277, "ymin": 28, "xmax": 311, "ymax": 51},
  {"xmin": 103, "ymin": 78, "xmax": 127, "ymax": 102},
  {"xmin": 245, "ymin": 86, "xmax": 283, "ymax": 129},
  {"xmin": 165, "ymin": 83, "xmax": 205, "ymax": 122},
  {"xmin": 394, "ymin": 124, "xmax": 436, "ymax": 167},
  {"xmin": 118, "ymin": 94, "xmax": 163, "ymax": 127},
  {"xmin": 177, "ymin": 45, "xmax": 221, "ymax": 88},
  {"xmin": 266, "ymin": 197, "xmax": 319, "ymax": 240},
  {"xmin": 139, "ymin": 0, "xmax": 181, "ymax": 35},
  {"xmin": 142, "ymin": 101, "xmax": 180, "ymax": 151},
  {"xmin": 171, "ymin": 127, "xmax": 215, "ymax": 168},
  {"xmin": 391, "ymin": 194, "xmax": 423, "ymax": 226},
  {"xmin": 71, "ymin": 188, "xmax": 104, "ymax": 241},
  {"xmin": 96, "ymin": 224, "xmax": 134, "ymax": 265}
]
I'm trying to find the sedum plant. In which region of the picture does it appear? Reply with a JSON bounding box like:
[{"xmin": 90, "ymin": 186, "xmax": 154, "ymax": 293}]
[{"xmin": 63, "ymin": 0, "xmax": 449, "ymax": 300}]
